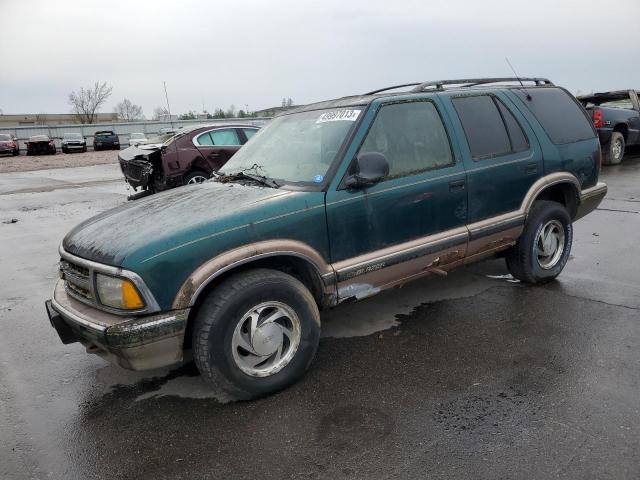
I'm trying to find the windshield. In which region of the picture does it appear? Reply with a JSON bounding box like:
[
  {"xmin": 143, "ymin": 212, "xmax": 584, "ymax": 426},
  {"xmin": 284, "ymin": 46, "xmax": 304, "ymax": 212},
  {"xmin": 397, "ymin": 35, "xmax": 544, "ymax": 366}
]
[
  {"xmin": 64, "ymin": 133, "xmax": 82, "ymax": 139},
  {"xmin": 130, "ymin": 133, "xmax": 145, "ymax": 139},
  {"xmin": 0, "ymin": 134, "xmax": 11, "ymax": 141},
  {"xmin": 219, "ymin": 108, "xmax": 362, "ymax": 185}
]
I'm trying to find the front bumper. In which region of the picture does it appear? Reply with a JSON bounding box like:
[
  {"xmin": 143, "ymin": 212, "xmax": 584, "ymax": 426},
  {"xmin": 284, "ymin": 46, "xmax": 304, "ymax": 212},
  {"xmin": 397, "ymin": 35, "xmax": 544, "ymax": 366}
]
[
  {"xmin": 46, "ymin": 280, "xmax": 189, "ymax": 370},
  {"xmin": 575, "ymin": 182, "xmax": 607, "ymax": 221}
]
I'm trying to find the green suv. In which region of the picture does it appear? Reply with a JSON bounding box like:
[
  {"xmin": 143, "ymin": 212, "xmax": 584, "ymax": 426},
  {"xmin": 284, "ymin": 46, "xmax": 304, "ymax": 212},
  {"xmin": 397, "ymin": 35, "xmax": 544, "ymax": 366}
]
[{"xmin": 46, "ymin": 77, "xmax": 607, "ymax": 400}]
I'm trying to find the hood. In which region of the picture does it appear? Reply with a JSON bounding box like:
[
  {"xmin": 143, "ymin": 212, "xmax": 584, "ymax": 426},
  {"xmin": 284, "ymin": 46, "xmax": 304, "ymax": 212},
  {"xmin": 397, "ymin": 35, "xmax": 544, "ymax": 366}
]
[
  {"xmin": 62, "ymin": 181, "xmax": 315, "ymax": 266},
  {"xmin": 119, "ymin": 144, "xmax": 159, "ymax": 161}
]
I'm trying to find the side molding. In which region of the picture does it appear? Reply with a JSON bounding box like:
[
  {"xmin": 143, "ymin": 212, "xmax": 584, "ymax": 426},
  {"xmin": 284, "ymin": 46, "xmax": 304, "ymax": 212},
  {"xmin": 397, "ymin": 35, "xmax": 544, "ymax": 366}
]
[{"xmin": 172, "ymin": 239, "xmax": 335, "ymax": 309}]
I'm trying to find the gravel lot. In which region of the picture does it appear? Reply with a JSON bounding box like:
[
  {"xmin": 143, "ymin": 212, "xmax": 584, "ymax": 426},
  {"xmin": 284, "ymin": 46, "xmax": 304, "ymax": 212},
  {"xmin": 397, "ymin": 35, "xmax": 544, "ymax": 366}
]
[{"xmin": 0, "ymin": 149, "xmax": 120, "ymax": 173}]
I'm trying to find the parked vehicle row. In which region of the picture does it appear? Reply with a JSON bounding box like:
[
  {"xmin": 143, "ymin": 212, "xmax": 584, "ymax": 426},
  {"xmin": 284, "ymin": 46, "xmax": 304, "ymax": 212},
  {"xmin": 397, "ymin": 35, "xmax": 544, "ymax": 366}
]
[
  {"xmin": 47, "ymin": 77, "xmax": 607, "ymax": 401},
  {"xmin": 578, "ymin": 89, "xmax": 640, "ymax": 165},
  {"xmin": 0, "ymin": 131, "xmax": 178, "ymax": 155}
]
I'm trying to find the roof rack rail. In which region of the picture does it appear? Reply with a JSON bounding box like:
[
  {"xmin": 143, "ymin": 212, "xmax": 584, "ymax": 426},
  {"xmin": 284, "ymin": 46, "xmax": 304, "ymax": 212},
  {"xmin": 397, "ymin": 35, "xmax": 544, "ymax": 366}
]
[{"xmin": 365, "ymin": 77, "xmax": 553, "ymax": 95}]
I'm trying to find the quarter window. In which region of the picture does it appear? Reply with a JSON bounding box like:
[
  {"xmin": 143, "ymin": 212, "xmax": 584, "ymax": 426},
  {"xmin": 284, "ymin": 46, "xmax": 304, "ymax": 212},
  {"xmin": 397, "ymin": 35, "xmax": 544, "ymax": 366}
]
[
  {"xmin": 513, "ymin": 87, "xmax": 595, "ymax": 144},
  {"xmin": 358, "ymin": 101, "xmax": 454, "ymax": 179},
  {"xmin": 243, "ymin": 128, "xmax": 258, "ymax": 140},
  {"xmin": 196, "ymin": 132, "xmax": 214, "ymax": 146}
]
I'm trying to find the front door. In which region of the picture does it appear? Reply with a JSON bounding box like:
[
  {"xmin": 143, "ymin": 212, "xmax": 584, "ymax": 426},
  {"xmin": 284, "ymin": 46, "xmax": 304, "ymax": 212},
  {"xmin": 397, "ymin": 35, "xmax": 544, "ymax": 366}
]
[{"xmin": 325, "ymin": 98, "xmax": 468, "ymax": 301}]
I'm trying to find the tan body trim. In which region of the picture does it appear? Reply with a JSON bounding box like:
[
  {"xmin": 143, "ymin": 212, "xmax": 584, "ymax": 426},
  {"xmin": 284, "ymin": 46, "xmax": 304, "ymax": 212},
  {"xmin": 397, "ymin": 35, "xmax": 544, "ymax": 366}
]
[
  {"xmin": 174, "ymin": 172, "xmax": 584, "ymax": 308},
  {"xmin": 172, "ymin": 239, "xmax": 335, "ymax": 309}
]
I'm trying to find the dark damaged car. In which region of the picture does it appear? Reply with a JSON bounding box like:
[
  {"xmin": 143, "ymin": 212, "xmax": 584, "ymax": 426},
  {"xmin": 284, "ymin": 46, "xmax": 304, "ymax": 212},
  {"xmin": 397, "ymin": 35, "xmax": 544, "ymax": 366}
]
[
  {"xmin": 47, "ymin": 77, "xmax": 606, "ymax": 401},
  {"xmin": 26, "ymin": 135, "xmax": 56, "ymax": 155},
  {"xmin": 118, "ymin": 124, "xmax": 259, "ymax": 194}
]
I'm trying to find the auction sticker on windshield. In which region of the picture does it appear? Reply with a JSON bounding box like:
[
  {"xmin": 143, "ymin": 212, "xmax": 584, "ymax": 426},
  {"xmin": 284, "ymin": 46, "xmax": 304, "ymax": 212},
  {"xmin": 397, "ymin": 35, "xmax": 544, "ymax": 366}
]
[{"xmin": 316, "ymin": 109, "xmax": 361, "ymax": 123}]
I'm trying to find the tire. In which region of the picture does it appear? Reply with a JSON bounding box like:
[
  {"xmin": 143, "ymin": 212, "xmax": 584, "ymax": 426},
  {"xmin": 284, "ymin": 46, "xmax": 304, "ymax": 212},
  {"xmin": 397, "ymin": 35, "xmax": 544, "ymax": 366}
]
[
  {"xmin": 82, "ymin": 146, "xmax": 87, "ymax": 153},
  {"xmin": 193, "ymin": 268, "xmax": 321, "ymax": 401},
  {"xmin": 62, "ymin": 147, "xmax": 67, "ymax": 154},
  {"xmin": 13, "ymin": 149, "xmax": 18, "ymax": 156},
  {"xmin": 506, "ymin": 200, "xmax": 572, "ymax": 284},
  {"xmin": 602, "ymin": 132, "xmax": 625, "ymax": 165},
  {"xmin": 183, "ymin": 170, "xmax": 210, "ymax": 185}
]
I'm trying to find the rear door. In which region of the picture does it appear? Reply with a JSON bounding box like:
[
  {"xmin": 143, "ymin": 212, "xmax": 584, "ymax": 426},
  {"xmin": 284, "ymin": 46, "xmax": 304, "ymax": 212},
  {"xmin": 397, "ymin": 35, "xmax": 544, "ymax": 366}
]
[
  {"xmin": 445, "ymin": 92, "xmax": 542, "ymax": 224},
  {"xmin": 193, "ymin": 128, "xmax": 243, "ymax": 169}
]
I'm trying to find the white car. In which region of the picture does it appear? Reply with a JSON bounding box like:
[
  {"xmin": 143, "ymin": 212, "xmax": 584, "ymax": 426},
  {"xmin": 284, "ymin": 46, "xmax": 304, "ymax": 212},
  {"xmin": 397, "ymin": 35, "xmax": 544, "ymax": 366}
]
[{"xmin": 128, "ymin": 132, "xmax": 147, "ymax": 147}]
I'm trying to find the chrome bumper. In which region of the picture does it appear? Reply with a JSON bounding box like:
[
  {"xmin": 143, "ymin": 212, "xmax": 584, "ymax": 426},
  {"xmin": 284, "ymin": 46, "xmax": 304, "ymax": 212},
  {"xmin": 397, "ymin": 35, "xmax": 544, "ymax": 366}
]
[
  {"xmin": 575, "ymin": 182, "xmax": 607, "ymax": 221},
  {"xmin": 47, "ymin": 280, "xmax": 189, "ymax": 371}
]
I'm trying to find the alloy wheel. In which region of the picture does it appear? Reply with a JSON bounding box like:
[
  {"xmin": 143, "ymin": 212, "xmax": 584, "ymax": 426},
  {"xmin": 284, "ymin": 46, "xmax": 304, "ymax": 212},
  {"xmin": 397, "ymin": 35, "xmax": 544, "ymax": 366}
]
[
  {"xmin": 535, "ymin": 219, "xmax": 565, "ymax": 269},
  {"xmin": 231, "ymin": 301, "xmax": 301, "ymax": 377}
]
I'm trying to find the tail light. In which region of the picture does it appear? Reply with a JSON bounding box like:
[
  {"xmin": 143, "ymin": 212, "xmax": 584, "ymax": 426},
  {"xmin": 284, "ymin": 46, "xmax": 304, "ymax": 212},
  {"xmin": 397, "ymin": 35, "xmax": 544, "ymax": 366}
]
[{"xmin": 592, "ymin": 108, "xmax": 603, "ymax": 128}]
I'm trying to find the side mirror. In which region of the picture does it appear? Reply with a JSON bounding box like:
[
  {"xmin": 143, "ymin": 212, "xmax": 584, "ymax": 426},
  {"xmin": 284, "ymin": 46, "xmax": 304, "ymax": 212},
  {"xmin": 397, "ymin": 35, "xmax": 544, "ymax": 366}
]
[{"xmin": 344, "ymin": 152, "xmax": 389, "ymax": 189}]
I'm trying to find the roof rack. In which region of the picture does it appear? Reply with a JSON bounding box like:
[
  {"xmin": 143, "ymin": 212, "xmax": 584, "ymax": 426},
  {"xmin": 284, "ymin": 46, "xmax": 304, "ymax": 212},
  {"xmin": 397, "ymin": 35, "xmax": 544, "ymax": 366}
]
[{"xmin": 365, "ymin": 77, "xmax": 554, "ymax": 95}]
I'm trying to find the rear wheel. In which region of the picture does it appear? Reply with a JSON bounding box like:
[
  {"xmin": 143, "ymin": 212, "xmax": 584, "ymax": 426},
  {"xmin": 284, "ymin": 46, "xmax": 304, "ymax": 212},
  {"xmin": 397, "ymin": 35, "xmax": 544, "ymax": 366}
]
[
  {"xmin": 193, "ymin": 269, "xmax": 321, "ymax": 401},
  {"xmin": 184, "ymin": 170, "xmax": 209, "ymax": 185},
  {"xmin": 12, "ymin": 148, "xmax": 19, "ymax": 156},
  {"xmin": 603, "ymin": 132, "xmax": 625, "ymax": 165},
  {"xmin": 506, "ymin": 200, "xmax": 572, "ymax": 284}
]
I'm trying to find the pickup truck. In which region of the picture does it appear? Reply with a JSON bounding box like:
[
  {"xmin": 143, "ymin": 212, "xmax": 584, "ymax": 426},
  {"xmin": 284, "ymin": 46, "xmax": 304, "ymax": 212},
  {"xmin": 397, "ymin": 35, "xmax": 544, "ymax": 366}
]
[{"xmin": 578, "ymin": 90, "xmax": 640, "ymax": 164}]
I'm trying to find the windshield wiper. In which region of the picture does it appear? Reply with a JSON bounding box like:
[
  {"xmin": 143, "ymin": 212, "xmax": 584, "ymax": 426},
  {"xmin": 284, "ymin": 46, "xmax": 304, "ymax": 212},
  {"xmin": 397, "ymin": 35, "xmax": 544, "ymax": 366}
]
[{"xmin": 213, "ymin": 167, "xmax": 280, "ymax": 188}]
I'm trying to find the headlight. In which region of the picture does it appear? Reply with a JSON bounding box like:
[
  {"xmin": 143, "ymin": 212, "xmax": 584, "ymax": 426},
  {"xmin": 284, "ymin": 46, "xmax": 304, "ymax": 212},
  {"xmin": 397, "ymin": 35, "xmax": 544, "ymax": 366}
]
[{"xmin": 96, "ymin": 273, "xmax": 145, "ymax": 310}]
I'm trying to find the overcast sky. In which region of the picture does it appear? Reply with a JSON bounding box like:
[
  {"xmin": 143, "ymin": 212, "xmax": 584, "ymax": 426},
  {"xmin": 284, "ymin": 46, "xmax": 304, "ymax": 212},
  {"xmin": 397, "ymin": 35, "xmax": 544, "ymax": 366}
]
[{"xmin": 1, "ymin": 0, "xmax": 638, "ymax": 117}]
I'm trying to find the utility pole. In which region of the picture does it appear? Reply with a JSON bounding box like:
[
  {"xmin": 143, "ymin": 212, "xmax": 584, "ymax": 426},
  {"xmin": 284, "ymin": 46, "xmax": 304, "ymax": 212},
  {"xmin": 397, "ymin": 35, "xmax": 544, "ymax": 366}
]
[{"xmin": 163, "ymin": 81, "xmax": 173, "ymax": 126}]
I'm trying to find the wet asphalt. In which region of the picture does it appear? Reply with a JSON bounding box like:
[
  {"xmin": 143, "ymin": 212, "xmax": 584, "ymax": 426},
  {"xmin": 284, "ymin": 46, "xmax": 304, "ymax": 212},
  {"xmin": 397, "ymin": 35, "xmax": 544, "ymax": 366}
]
[{"xmin": 1, "ymin": 155, "xmax": 639, "ymax": 479}]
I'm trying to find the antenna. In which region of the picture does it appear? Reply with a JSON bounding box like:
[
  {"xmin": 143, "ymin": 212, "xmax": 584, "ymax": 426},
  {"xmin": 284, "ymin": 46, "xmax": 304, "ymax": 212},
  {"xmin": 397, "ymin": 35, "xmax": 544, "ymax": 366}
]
[
  {"xmin": 505, "ymin": 57, "xmax": 532, "ymax": 101},
  {"xmin": 163, "ymin": 81, "xmax": 173, "ymax": 126}
]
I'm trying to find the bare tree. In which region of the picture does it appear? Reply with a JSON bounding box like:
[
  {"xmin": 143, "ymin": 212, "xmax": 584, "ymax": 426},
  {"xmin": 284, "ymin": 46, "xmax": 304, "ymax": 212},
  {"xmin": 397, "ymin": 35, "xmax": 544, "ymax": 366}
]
[
  {"xmin": 152, "ymin": 106, "xmax": 169, "ymax": 120},
  {"xmin": 68, "ymin": 81, "xmax": 113, "ymax": 124},
  {"xmin": 225, "ymin": 104, "xmax": 236, "ymax": 118},
  {"xmin": 115, "ymin": 98, "xmax": 144, "ymax": 122},
  {"xmin": 34, "ymin": 113, "xmax": 47, "ymax": 125}
]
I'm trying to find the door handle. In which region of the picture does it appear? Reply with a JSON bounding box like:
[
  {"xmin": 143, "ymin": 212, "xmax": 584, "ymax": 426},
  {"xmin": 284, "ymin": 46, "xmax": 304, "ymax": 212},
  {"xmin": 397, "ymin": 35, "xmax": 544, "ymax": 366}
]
[
  {"xmin": 525, "ymin": 163, "xmax": 538, "ymax": 174},
  {"xmin": 449, "ymin": 179, "xmax": 465, "ymax": 192},
  {"xmin": 208, "ymin": 152, "xmax": 220, "ymax": 158}
]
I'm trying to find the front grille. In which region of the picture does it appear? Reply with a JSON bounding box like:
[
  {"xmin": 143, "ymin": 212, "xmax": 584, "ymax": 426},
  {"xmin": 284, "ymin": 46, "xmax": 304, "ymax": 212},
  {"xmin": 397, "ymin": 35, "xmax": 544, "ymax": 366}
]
[{"xmin": 60, "ymin": 259, "xmax": 95, "ymax": 303}]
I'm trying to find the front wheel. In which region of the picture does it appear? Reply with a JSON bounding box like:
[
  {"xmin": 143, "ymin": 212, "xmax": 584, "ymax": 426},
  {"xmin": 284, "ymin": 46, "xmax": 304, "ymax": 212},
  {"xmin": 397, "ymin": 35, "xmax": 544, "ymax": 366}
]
[
  {"xmin": 193, "ymin": 269, "xmax": 321, "ymax": 401},
  {"xmin": 506, "ymin": 200, "xmax": 572, "ymax": 284}
]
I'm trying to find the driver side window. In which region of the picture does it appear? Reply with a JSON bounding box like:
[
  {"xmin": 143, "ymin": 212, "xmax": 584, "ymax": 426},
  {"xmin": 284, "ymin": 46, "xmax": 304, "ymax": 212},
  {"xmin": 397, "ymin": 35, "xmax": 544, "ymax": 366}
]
[{"xmin": 359, "ymin": 101, "xmax": 454, "ymax": 179}]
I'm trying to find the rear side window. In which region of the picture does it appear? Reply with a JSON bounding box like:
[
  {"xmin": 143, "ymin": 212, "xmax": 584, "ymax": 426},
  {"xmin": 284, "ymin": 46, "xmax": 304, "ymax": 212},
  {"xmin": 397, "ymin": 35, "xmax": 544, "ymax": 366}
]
[
  {"xmin": 210, "ymin": 129, "xmax": 240, "ymax": 146},
  {"xmin": 514, "ymin": 88, "xmax": 595, "ymax": 144},
  {"xmin": 452, "ymin": 96, "xmax": 511, "ymax": 159},
  {"xmin": 358, "ymin": 101, "xmax": 454, "ymax": 179}
]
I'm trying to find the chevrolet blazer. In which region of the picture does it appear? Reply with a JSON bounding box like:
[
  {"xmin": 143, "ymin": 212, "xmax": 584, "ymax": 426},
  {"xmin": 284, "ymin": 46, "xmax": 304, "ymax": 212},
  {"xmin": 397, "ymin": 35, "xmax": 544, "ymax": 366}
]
[{"xmin": 46, "ymin": 77, "xmax": 607, "ymax": 400}]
